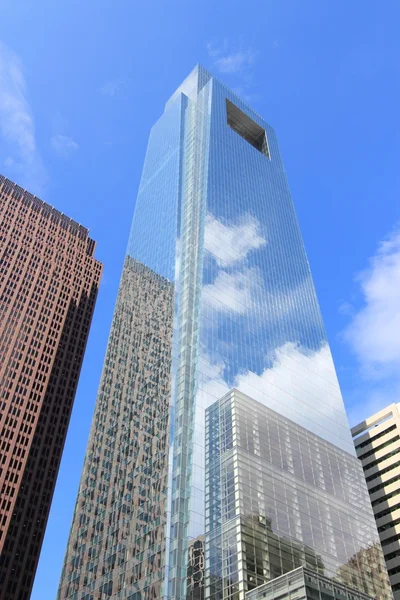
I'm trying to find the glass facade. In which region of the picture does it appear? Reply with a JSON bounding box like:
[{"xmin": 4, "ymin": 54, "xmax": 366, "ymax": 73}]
[
  {"xmin": 205, "ymin": 391, "xmax": 391, "ymax": 600},
  {"xmin": 58, "ymin": 258, "xmax": 174, "ymax": 599},
  {"xmin": 58, "ymin": 65, "xmax": 391, "ymax": 600},
  {"xmin": 246, "ymin": 567, "xmax": 376, "ymax": 600}
]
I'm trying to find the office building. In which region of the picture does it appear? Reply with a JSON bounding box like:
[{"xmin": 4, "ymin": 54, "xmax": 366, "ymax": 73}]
[
  {"xmin": 58, "ymin": 66, "xmax": 391, "ymax": 600},
  {"xmin": 246, "ymin": 567, "xmax": 375, "ymax": 600},
  {"xmin": 206, "ymin": 390, "xmax": 390, "ymax": 600},
  {"xmin": 352, "ymin": 404, "xmax": 400, "ymax": 599},
  {"xmin": 0, "ymin": 175, "xmax": 102, "ymax": 599}
]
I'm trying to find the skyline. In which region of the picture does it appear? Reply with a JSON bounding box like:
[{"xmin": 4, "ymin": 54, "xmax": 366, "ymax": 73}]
[{"xmin": 0, "ymin": 1, "xmax": 398, "ymax": 598}]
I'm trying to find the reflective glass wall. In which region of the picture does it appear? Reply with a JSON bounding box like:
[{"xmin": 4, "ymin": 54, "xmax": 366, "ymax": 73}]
[
  {"xmin": 58, "ymin": 66, "xmax": 387, "ymax": 600},
  {"xmin": 246, "ymin": 567, "xmax": 378, "ymax": 600},
  {"xmin": 205, "ymin": 391, "xmax": 392, "ymax": 600}
]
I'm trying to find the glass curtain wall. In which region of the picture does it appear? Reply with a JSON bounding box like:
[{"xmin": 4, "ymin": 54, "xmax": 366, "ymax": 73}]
[
  {"xmin": 58, "ymin": 66, "xmax": 390, "ymax": 600},
  {"xmin": 205, "ymin": 391, "xmax": 391, "ymax": 600}
]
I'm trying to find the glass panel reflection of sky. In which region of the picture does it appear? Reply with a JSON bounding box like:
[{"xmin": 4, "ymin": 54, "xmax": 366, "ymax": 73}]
[
  {"xmin": 126, "ymin": 66, "xmax": 357, "ymax": 599},
  {"xmin": 58, "ymin": 66, "xmax": 383, "ymax": 600}
]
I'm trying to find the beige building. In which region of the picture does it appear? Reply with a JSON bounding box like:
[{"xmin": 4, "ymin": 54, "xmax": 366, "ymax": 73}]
[{"xmin": 352, "ymin": 403, "xmax": 400, "ymax": 599}]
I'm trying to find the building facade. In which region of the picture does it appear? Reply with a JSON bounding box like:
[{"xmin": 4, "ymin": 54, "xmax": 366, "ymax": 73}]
[
  {"xmin": 58, "ymin": 66, "xmax": 391, "ymax": 600},
  {"xmin": 0, "ymin": 175, "xmax": 102, "ymax": 599},
  {"xmin": 246, "ymin": 567, "xmax": 376, "ymax": 600},
  {"xmin": 352, "ymin": 404, "xmax": 400, "ymax": 599},
  {"xmin": 59, "ymin": 257, "xmax": 174, "ymax": 599},
  {"xmin": 206, "ymin": 390, "xmax": 391, "ymax": 600}
]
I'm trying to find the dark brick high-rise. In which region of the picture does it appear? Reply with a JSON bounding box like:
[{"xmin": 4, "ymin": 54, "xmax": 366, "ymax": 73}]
[{"xmin": 0, "ymin": 175, "xmax": 103, "ymax": 599}]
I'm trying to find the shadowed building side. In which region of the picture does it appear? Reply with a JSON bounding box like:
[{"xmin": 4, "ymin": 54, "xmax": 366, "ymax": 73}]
[
  {"xmin": 0, "ymin": 175, "xmax": 102, "ymax": 600},
  {"xmin": 57, "ymin": 257, "xmax": 174, "ymax": 600}
]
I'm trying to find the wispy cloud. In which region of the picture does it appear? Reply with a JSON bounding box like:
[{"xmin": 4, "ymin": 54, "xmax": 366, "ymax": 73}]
[
  {"xmin": 0, "ymin": 41, "xmax": 46, "ymax": 192},
  {"xmin": 207, "ymin": 41, "xmax": 256, "ymax": 75},
  {"xmin": 206, "ymin": 39, "xmax": 257, "ymax": 103},
  {"xmin": 235, "ymin": 343, "xmax": 350, "ymax": 447},
  {"xmin": 342, "ymin": 227, "xmax": 400, "ymax": 423},
  {"xmin": 202, "ymin": 214, "xmax": 266, "ymax": 316},
  {"xmin": 4, "ymin": 156, "xmax": 23, "ymax": 171},
  {"xmin": 191, "ymin": 338, "xmax": 352, "ymax": 538},
  {"xmin": 202, "ymin": 213, "xmax": 317, "ymax": 333},
  {"xmin": 343, "ymin": 227, "xmax": 400, "ymax": 378},
  {"xmin": 51, "ymin": 134, "xmax": 79, "ymax": 158},
  {"xmin": 0, "ymin": 42, "xmax": 35, "ymax": 155},
  {"xmin": 338, "ymin": 301, "xmax": 355, "ymax": 317},
  {"xmin": 203, "ymin": 267, "xmax": 260, "ymax": 315},
  {"xmin": 196, "ymin": 342, "xmax": 351, "ymax": 453},
  {"xmin": 100, "ymin": 78, "xmax": 125, "ymax": 97}
]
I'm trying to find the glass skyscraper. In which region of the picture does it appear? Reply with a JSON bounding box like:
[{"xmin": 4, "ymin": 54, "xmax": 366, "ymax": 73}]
[{"xmin": 58, "ymin": 66, "xmax": 392, "ymax": 600}]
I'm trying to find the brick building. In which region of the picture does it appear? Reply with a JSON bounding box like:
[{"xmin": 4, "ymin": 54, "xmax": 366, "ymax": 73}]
[{"xmin": 0, "ymin": 175, "xmax": 102, "ymax": 599}]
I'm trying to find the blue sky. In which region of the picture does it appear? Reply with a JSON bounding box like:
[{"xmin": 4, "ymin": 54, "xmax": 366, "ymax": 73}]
[{"xmin": 0, "ymin": 0, "xmax": 399, "ymax": 596}]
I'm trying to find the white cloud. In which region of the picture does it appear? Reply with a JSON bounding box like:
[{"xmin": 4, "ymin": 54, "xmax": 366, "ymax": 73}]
[
  {"xmin": 206, "ymin": 42, "xmax": 220, "ymax": 59},
  {"xmin": 174, "ymin": 238, "xmax": 181, "ymax": 282},
  {"xmin": 202, "ymin": 267, "xmax": 260, "ymax": 315},
  {"xmin": 51, "ymin": 134, "xmax": 79, "ymax": 158},
  {"xmin": 204, "ymin": 213, "xmax": 266, "ymax": 267},
  {"xmin": 100, "ymin": 78, "xmax": 125, "ymax": 97},
  {"xmin": 196, "ymin": 343, "xmax": 352, "ymax": 450},
  {"xmin": 202, "ymin": 258, "xmax": 314, "ymax": 329},
  {"xmin": 197, "ymin": 354, "xmax": 230, "ymax": 406},
  {"xmin": 0, "ymin": 42, "xmax": 35, "ymax": 155},
  {"xmin": 190, "ymin": 341, "xmax": 354, "ymax": 523},
  {"xmin": 201, "ymin": 214, "xmax": 266, "ymax": 316},
  {"xmin": 343, "ymin": 228, "xmax": 400, "ymax": 378},
  {"xmin": 207, "ymin": 41, "xmax": 255, "ymax": 75},
  {"xmin": 235, "ymin": 343, "xmax": 351, "ymax": 447},
  {"xmin": 215, "ymin": 51, "xmax": 255, "ymax": 74},
  {"xmin": 340, "ymin": 227, "xmax": 400, "ymax": 426},
  {"xmin": 206, "ymin": 39, "xmax": 258, "ymax": 108},
  {"xmin": 0, "ymin": 41, "xmax": 46, "ymax": 192}
]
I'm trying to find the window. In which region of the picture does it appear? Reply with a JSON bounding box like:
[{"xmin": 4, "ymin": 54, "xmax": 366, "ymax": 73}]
[{"xmin": 226, "ymin": 99, "xmax": 270, "ymax": 158}]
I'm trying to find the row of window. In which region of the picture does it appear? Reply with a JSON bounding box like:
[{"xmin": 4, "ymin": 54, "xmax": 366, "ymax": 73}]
[
  {"xmin": 355, "ymin": 424, "xmax": 397, "ymax": 451},
  {"xmin": 358, "ymin": 435, "xmax": 400, "ymax": 461},
  {"xmin": 363, "ymin": 446, "xmax": 400, "ymax": 472}
]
